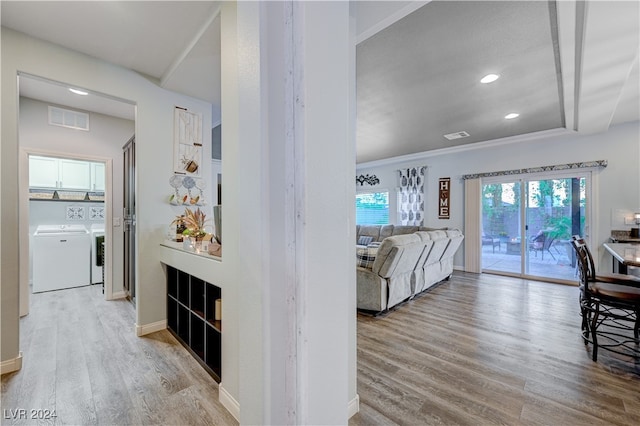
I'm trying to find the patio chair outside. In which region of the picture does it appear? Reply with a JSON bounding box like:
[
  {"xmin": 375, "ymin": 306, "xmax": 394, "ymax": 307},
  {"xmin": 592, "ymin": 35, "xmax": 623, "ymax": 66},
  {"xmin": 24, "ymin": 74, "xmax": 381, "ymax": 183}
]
[
  {"xmin": 529, "ymin": 230, "xmax": 556, "ymax": 260},
  {"xmin": 482, "ymin": 234, "xmax": 501, "ymax": 253}
]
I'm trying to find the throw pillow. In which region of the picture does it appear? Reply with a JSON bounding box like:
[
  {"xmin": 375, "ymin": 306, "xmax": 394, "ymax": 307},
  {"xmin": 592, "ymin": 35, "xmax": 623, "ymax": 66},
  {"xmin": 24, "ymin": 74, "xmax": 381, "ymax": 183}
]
[
  {"xmin": 358, "ymin": 236, "xmax": 374, "ymax": 246},
  {"xmin": 356, "ymin": 246, "xmax": 377, "ymax": 269}
]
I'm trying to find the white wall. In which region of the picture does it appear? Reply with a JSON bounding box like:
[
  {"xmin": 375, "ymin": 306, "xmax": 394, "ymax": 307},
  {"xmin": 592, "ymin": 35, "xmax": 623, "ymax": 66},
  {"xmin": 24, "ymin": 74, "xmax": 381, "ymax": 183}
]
[
  {"xmin": 357, "ymin": 123, "xmax": 640, "ymax": 272},
  {"xmin": 20, "ymin": 97, "xmax": 133, "ymax": 295},
  {"xmin": 2, "ymin": 27, "xmax": 211, "ymax": 369}
]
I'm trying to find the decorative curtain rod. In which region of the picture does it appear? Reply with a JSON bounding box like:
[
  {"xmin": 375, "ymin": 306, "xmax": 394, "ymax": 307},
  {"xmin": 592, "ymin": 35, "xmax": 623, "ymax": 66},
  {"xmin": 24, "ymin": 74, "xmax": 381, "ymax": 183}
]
[{"xmin": 461, "ymin": 160, "xmax": 607, "ymax": 180}]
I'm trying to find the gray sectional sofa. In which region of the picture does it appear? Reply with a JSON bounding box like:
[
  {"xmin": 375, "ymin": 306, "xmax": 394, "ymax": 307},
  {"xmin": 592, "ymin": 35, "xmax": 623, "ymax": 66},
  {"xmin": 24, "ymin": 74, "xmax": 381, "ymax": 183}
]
[{"xmin": 356, "ymin": 224, "xmax": 464, "ymax": 313}]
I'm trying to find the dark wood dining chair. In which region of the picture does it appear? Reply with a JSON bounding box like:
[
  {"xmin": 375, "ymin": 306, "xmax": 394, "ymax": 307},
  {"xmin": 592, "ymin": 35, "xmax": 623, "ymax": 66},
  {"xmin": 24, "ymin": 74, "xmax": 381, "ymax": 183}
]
[{"xmin": 570, "ymin": 236, "xmax": 640, "ymax": 361}]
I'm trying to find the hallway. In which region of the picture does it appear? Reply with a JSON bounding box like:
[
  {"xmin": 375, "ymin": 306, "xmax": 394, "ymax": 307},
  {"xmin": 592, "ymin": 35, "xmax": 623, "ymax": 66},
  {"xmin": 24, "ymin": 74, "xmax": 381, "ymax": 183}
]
[{"xmin": 1, "ymin": 285, "xmax": 236, "ymax": 425}]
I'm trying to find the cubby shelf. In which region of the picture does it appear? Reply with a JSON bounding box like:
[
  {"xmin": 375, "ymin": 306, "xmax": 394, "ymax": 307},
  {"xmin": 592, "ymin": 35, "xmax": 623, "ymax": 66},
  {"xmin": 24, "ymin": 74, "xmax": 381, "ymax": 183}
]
[{"xmin": 166, "ymin": 265, "xmax": 222, "ymax": 382}]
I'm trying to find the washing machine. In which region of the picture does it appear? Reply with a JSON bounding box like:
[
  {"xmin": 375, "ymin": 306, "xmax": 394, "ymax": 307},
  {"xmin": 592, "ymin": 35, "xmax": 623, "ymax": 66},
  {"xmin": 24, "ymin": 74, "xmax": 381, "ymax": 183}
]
[
  {"xmin": 90, "ymin": 223, "xmax": 105, "ymax": 284},
  {"xmin": 32, "ymin": 224, "xmax": 90, "ymax": 293}
]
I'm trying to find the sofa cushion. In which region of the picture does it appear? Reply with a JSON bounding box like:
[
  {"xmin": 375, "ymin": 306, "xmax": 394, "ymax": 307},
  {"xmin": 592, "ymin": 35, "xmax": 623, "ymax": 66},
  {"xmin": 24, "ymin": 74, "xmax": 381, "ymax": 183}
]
[
  {"xmin": 446, "ymin": 229, "xmax": 462, "ymax": 238},
  {"xmin": 380, "ymin": 224, "xmax": 395, "ymax": 240},
  {"xmin": 392, "ymin": 226, "xmax": 420, "ymax": 236},
  {"xmin": 373, "ymin": 234, "xmax": 423, "ymax": 277},
  {"xmin": 419, "ymin": 226, "xmax": 448, "ymax": 231},
  {"xmin": 420, "ymin": 230, "xmax": 450, "ymax": 265},
  {"xmin": 358, "ymin": 225, "xmax": 381, "ymax": 242},
  {"xmin": 442, "ymin": 230, "xmax": 464, "ymax": 259}
]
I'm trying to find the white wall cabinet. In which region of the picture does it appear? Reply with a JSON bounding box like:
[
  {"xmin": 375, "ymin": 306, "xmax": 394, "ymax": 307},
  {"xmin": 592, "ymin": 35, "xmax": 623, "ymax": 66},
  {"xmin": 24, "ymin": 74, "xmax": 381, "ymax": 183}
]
[
  {"xmin": 28, "ymin": 156, "xmax": 59, "ymax": 189},
  {"xmin": 59, "ymin": 159, "xmax": 91, "ymax": 190},
  {"xmin": 91, "ymin": 162, "xmax": 105, "ymax": 191},
  {"xmin": 29, "ymin": 155, "xmax": 103, "ymax": 191}
]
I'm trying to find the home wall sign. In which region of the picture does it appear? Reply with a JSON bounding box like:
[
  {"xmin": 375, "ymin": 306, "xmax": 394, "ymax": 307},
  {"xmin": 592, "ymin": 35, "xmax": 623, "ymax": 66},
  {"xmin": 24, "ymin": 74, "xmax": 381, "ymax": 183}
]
[
  {"xmin": 438, "ymin": 177, "xmax": 450, "ymax": 219},
  {"xmin": 174, "ymin": 106, "xmax": 203, "ymax": 176}
]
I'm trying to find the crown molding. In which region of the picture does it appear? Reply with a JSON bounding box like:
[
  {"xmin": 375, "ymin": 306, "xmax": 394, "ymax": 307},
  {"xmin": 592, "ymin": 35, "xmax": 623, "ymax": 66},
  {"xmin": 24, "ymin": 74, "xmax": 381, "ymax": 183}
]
[
  {"xmin": 356, "ymin": 128, "xmax": 574, "ymax": 170},
  {"xmin": 356, "ymin": 1, "xmax": 431, "ymax": 45}
]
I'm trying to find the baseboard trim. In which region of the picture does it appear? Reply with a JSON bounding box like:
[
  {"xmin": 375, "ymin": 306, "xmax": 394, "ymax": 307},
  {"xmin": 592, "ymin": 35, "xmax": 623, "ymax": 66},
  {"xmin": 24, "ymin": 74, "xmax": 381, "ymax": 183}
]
[
  {"xmin": 135, "ymin": 320, "xmax": 167, "ymax": 337},
  {"xmin": 219, "ymin": 383, "xmax": 240, "ymax": 421},
  {"xmin": 348, "ymin": 394, "xmax": 360, "ymax": 418},
  {"xmin": 216, "ymin": 385, "xmax": 356, "ymax": 421},
  {"xmin": 0, "ymin": 352, "xmax": 23, "ymax": 375},
  {"xmin": 110, "ymin": 291, "xmax": 126, "ymax": 300}
]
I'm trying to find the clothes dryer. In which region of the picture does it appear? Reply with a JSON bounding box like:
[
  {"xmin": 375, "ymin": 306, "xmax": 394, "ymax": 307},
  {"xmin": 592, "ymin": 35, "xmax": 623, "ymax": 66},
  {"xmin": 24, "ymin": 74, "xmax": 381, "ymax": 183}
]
[{"xmin": 90, "ymin": 224, "xmax": 105, "ymax": 284}]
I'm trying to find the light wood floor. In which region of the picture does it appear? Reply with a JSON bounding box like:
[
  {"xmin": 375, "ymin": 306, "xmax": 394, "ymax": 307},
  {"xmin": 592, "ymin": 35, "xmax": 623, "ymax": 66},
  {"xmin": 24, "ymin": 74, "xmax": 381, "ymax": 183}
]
[
  {"xmin": 3, "ymin": 274, "xmax": 640, "ymax": 425},
  {"xmin": 0, "ymin": 284, "xmax": 237, "ymax": 426},
  {"xmin": 350, "ymin": 272, "xmax": 640, "ymax": 425}
]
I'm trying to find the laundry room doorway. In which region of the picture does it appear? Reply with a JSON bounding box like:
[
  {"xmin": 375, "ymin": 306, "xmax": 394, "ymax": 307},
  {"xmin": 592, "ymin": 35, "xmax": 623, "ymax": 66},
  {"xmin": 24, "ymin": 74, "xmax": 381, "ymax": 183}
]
[{"xmin": 17, "ymin": 73, "xmax": 136, "ymax": 317}]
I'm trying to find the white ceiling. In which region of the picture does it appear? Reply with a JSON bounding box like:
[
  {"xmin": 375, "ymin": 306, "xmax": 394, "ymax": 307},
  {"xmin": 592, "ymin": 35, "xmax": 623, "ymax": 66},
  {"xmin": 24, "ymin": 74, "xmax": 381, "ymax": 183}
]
[
  {"xmin": 2, "ymin": 1, "xmax": 638, "ymax": 163},
  {"xmin": 19, "ymin": 74, "xmax": 136, "ymax": 120},
  {"xmin": 1, "ymin": 0, "xmax": 221, "ymax": 121}
]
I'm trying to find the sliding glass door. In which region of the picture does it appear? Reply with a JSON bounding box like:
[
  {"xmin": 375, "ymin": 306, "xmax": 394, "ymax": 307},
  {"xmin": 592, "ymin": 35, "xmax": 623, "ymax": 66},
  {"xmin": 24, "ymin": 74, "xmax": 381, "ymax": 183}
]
[
  {"xmin": 482, "ymin": 180, "xmax": 522, "ymax": 275},
  {"xmin": 481, "ymin": 172, "xmax": 589, "ymax": 283}
]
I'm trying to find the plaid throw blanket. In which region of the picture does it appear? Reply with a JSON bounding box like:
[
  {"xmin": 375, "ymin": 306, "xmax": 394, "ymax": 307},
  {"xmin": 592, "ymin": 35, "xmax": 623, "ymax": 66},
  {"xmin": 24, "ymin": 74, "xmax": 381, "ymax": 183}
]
[{"xmin": 356, "ymin": 244, "xmax": 379, "ymax": 269}]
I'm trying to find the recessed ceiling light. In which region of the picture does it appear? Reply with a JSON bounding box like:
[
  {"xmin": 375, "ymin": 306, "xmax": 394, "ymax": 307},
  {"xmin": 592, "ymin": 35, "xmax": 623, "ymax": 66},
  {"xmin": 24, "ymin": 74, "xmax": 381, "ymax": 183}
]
[
  {"xmin": 480, "ymin": 74, "xmax": 500, "ymax": 84},
  {"xmin": 69, "ymin": 88, "xmax": 88, "ymax": 96},
  {"xmin": 505, "ymin": 113, "xmax": 520, "ymax": 119}
]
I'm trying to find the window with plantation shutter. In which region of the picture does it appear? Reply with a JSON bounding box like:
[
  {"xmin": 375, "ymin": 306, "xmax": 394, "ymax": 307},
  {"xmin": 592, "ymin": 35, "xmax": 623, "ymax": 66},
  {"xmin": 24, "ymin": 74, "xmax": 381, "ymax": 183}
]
[{"xmin": 356, "ymin": 191, "xmax": 389, "ymax": 225}]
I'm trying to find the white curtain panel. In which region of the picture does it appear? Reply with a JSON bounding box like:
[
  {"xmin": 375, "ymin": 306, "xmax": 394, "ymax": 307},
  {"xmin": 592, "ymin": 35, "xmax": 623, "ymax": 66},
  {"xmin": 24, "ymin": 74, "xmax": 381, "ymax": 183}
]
[
  {"xmin": 397, "ymin": 166, "xmax": 426, "ymax": 226},
  {"xmin": 464, "ymin": 177, "xmax": 482, "ymax": 273}
]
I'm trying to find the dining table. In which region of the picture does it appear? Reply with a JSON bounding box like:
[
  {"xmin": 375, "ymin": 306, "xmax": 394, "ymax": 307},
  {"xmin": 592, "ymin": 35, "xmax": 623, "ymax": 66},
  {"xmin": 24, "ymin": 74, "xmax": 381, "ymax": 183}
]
[{"xmin": 602, "ymin": 242, "xmax": 640, "ymax": 274}]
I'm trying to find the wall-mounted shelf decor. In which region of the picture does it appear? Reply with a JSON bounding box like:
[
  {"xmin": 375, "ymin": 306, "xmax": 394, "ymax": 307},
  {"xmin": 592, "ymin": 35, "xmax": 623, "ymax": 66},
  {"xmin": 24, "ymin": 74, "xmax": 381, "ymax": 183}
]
[
  {"xmin": 174, "ymin": 106, "xmax": 203, "ymax": 176},
  {"xmin": 169, "ymin": 175, "xmax": 207, "ymax": 206}
]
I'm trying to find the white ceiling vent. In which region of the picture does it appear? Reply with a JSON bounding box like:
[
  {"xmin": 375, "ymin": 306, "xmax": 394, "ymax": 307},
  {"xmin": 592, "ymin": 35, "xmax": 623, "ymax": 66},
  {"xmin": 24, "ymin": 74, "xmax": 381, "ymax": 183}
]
[
  {"xmin": 443, "ymin": 131, "xmax": 470, "ymax": 140},
  {"xmin": 48, "ymin": 106, "xmax": 89, "ymax": 131}
]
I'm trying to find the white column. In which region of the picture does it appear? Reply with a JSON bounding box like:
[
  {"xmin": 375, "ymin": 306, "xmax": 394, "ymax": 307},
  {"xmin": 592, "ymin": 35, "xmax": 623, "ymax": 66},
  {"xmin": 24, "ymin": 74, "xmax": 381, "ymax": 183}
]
[{"xmin": 224, "ymin": 1, "xmax": 354, "ymax": 424}]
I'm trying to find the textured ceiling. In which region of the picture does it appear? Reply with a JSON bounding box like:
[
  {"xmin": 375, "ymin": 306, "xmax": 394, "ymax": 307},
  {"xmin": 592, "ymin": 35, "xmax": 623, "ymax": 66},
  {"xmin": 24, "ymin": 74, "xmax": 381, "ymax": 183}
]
[{"xmin": 356, "ymin": 0, "xmax": 564, "ymax": 163}]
